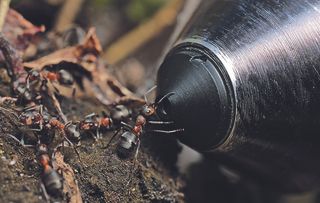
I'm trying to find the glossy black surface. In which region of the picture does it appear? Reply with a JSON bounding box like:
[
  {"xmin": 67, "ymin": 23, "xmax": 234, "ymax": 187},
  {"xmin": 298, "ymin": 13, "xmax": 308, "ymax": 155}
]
[
  {"xmin": 157, "ymin": 47, "xmax": 234, "ymax": 150},
  {"xmin": 156, "ymin": 0, "xmax": 320, "ymax": 192}
]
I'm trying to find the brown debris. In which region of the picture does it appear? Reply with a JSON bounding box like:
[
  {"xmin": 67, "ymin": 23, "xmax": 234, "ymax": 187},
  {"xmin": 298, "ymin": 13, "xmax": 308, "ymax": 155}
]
[
  {"xmin": 54, "ymin": 151, "xmax": 83, "ymax": 203},
  {"xmin": 24, "ymin": 28, "xmax": 144, "ymax": 106},
  {"xmin": 0, "ymin": 3, "xmax": 185, "ymax": 203},
  {"xmin": 23, "ymin": 27, "xmax": 101, "ymax": 70},
  {"xmin": 3, "ymin": 9, "xmax": 45, "ymax": 53}
]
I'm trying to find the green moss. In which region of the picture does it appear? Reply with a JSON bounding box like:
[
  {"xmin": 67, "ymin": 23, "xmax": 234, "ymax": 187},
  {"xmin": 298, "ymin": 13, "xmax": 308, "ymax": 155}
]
[
  {"xmin": 126, "ymin": 0, "xmax": 168, "ymax": 23},
  {"xmin": 92, "ymin": 0, "xmax": 114, "ymax": 7}
]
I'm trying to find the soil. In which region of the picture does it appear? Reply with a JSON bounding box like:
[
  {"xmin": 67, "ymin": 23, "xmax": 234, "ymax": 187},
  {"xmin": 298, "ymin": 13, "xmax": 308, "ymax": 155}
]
[{"xmin": 0, "ymin": 95, "xmax": 185, "ymax": 203}]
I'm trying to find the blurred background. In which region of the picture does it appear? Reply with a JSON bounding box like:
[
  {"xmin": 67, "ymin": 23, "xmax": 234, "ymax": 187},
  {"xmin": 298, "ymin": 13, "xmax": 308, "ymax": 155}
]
[
  {"xmin": 8, "ymin": 0, "xmax": 320, "ymax": 202},
  {"xmin": 11, "ymin": 0, "xmax": 198, "ymax": 96}
]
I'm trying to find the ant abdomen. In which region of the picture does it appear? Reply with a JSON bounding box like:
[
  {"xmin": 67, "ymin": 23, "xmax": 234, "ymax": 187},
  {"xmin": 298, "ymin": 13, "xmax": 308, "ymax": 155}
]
[
  {"xmin": 110, "ymin": 105, "xmax": 131, "ymax": 125},
  {"xmin": 65, "ymin": 122, "xmax": 81, "ymax": 143},
  {"xmin": 41, "ymin": 168, "xmax": 63, "ymax": 197},
  {"xmin": 116, "ymin": 131, "xmax": 138, "ymax": 159}
]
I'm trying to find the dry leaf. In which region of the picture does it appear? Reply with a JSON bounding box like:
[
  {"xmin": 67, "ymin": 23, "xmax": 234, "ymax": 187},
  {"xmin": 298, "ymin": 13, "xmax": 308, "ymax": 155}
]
[
  {"xmin": 3, "ymin": 9, "xmax": 45, "ymax": 53},
  {"xmin": 23, "ymin": 27, "xmax": 101, "ymax": 70},
  {"xmin": 23, "ymin": 28, "xmax": 144, "ymax": 106}
]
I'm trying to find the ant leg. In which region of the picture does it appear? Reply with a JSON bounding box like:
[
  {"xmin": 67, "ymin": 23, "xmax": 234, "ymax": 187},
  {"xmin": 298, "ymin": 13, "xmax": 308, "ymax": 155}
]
[
  {"xmin": 156, "ymin": 92, "xmax": 175, "ymax": 105},
  {"xmin": 126, "ymin": 139, "xmax": 140, "ymax": 187},
  {"xmin": 120, "ymin": 121, "xmax": 133, "ymax": 130},
  {"xmin": 148, "ymin": 121, "xmax": 174, "ymax": 125},
  {"xmin": 96, "ymin": 122, "xmax": 101, "ymax": 140},
  {"xmin": 105, "ymin": 129, "xmax": 121, "ymax": 149},
  {"xmin": 39, "ymin": 105, "xmax": 44, "ymax": 131},
  {"xmin": 6, "ymin": 133, "xmax": 34, "ymax": 148},
  {"xmin": 72, "ymin": 85, "xmax": 76, "ymax": 98},
  {"xmin": 40, "ymin": 182, "xmax": 50, "ymax": 203},
  {"xmin": 61, "ymin": 133, "xmax": 81, "ymax": 162},
  {"xmin": 51, "ymin": 92, "xmax": 68, "ymax": 123},
  {"xmin": 150, "ymin": 129, "xmax": 184, "ymax": 134},
  {"xmin": 29, "ymin": 128, "xmax": 42, "ymax": 132},
  {"xmin": 96, "ymin": 128, "xmax": 101, "ymax": 140},
  {"xmin": 134, "ymin": 139, "xmax": 141, "ymax": 162},
  {"xmin": 51, "ymin": 82, "xmax": 60, "ymax": 95},
  {"xmin": 25, "ymin": 72, "xmax": 31, "ymax": 89},
  {"xmin": 144, "ymin": 85, "xmax": 157, "ymax": 103},
  {"xmin": 0, "ymin": 96, "xmax": 17, "ymax": 105},
  {"xmin": 22, "ymin": 104, "xmax": 38, "ymax": 111}
]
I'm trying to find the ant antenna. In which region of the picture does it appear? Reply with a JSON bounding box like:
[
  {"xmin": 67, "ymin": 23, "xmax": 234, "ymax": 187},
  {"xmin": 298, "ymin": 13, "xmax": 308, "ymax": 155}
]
[
  {"xmin": 25, "ymin": 72, "xmax": 31, "ymax": 89},
  {"xmin": 120, "ymin": 121, "xmax": 133, "ymax": 130},
  {"xmin": 144, "ymin": 85, "xmax": 157, "ymax": 103},
  {"xmin": 156, "ymin": 92, "xmax": 175, "ymax": 105},
  {"xmin": 150, "ymin": 129, "xmax": 184, "ymax": 134}
]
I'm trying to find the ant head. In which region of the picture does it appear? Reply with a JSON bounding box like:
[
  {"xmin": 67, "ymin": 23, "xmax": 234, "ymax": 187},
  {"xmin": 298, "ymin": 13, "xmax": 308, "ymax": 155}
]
[
  {"xmin": 141, "ymin": 104, "xmax": 155, "ymax": 117},
  {"xmin": 140, "ymin": 92, "xmax": 175, "ymax": 117},
  {"xmin": 37, "ymin": 144, "xmax": 48, "ymax": 155},
  {"xmin": 28, "ymin": 70, "xmax": 40, "ymax": 81},
  {"xmin": 136, "ymin": 115, "xmax": 146, "ymax": 126}
]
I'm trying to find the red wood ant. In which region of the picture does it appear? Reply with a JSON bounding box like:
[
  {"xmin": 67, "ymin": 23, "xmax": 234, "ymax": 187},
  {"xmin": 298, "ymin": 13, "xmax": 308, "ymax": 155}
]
[
  {"xmin": 37, "ymin": 144, "xmax": 63, "ymax": 198},
  {"xmin": 79, "ymin": 104, "xmax": 132, "ymax": 139},
  {"xmin": 25, "ymin": 68, "xmax": 75, "ymax": 98},
  {"xmin": 79, "ymin": 112, "xmax": 113, "ymax": 139},
  {"xmin": 19, "ymin": 105, "xmax": 81, "ymax": 145},
  {"xmin": 109, "ymin": 91, "xmax": 184, "ymax": 159}
]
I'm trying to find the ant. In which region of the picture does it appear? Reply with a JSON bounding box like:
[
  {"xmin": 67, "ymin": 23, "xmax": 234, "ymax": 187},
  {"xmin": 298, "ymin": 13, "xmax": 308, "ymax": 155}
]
[
  {"xmin": 79, "ymin": 112, "xmax": 113, "ymax": 139},
  {"xmin": 12, "ymin": 68, "xmax": 76, "ymax": 121},
  {"xmin": 49, "ymin": 118, "xmax": 81, "ymax": 144},
  {"xmin": 19, "ymin": 105, "xmax": 81, "ymax": 146},
  {"xmin": 103, "ymin": 89, "xmax": 183, "ymax": 186},
  {"xmin": 108, "ymin": 89, "xmax": 184, "ymax": 160},
  {"xmin": 25, "ymin": 68, "xmax": 75, "ymax": 99},
  {"xmin": 37, "ymin": 143, "xmax": 63, "ymax": 198},
  {"xmin": 79, "ymin": 104, "xmax": 133, "ymax": 139},
  {"xmin": 25, "ymin": 68, "xmax": 75, "ymax": 91}
]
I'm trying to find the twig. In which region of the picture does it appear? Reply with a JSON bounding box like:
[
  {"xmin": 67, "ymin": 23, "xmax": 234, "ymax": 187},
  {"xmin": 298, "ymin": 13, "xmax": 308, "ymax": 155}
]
[
  {"xmin": 54, "ymin": 0, "xmax": 84, "ymax": 32},
  {"xmin": 0, "ymin": 0, "xmax": 10, "ymax": 31},
  {"xmin": 155, "ymin": 0, "xmax": 202, "ymax": 68},
  {"xmin": 54, "ymin": 151, "xmax": 83, "ymax": 203},
  {"xmin": 103, "ymin": 0, "xmax": 184, "ymax": 64}
]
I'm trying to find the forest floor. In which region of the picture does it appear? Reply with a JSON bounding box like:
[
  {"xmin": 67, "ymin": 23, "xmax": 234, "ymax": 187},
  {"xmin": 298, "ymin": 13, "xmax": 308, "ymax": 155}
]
[{"xmin": 0, "ymin": 94, "xmax": 185, "ymax": 203}]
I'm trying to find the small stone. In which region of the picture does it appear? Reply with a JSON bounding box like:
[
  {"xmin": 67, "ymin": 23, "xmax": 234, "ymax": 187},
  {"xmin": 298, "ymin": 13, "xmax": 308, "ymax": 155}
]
[
  {"xmin": 9, "ymin": 155, "xmax": 18, "ymax": 166},
  {"xmin": 8, "ymin": 159, "xmax": 16, "ymax": 166}
]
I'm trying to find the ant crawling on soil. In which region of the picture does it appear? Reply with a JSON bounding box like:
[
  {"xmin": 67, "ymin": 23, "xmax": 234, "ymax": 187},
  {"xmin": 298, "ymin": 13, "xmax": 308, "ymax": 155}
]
[
  {"xmin": 11, "ymin": 66, "xmax": 78, "ymax": 122},
  {"xmin": 37, "ymin": 143, "xmax": 63, "ymax": 198},
  {"xmin": 102, "ymin": 89, "xmax": 184, "ymax": 186},
  {"xmin": 79, "ymin": 104, "xmax": 132, "ymax": 140},
  {"xmin": 18, "ymin": 104, "xmax": 82, "ymax": 166},
  {"xmin": 25, "ymin": 68, "xmax": 75, "ymax": 96},
  {"xmin": 108, "ymin": 87, "xmax": 184, "ymax": 160},
  {"xmin": 79, "ymin": 112, "xmax": 113, "ymax": 139},
  {"xmin": 19, "ymin": 105, "xmax": 80, "ymax": 142}
]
